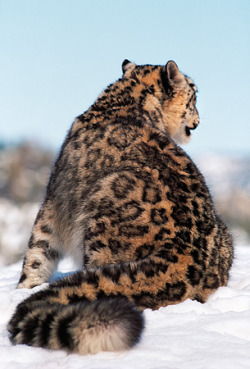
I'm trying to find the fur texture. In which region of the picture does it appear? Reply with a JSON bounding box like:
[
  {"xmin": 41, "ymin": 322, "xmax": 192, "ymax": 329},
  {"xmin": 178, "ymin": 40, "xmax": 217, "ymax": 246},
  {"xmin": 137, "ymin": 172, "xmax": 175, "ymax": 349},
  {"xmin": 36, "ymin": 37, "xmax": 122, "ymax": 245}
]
[{"xmin": 8, "ymin": 60, "xmax": 233, "ymax": 354}]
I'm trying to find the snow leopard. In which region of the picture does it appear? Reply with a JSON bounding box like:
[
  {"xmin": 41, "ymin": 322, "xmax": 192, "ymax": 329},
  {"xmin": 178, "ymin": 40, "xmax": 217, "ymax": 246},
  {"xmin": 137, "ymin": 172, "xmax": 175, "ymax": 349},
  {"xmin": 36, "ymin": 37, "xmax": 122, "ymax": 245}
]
[{"xmin": 8, "ymin": 60, "xmax": 233, "ymax": 355}]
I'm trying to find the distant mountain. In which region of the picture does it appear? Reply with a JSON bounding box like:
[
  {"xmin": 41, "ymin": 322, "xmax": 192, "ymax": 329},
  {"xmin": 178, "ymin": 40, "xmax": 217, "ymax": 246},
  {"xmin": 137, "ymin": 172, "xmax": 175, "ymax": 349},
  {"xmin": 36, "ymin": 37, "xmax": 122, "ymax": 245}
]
[
  {"xmin": 196, "ymin": 154, "xmax": 250, "ymax": 238},
  {"xmin": 196, "ymin": 154, "xmax": 250, "ymax": 197},
  {"xmin": 0, "ymin": 143, "xmax": 54, "ymax": 203}
]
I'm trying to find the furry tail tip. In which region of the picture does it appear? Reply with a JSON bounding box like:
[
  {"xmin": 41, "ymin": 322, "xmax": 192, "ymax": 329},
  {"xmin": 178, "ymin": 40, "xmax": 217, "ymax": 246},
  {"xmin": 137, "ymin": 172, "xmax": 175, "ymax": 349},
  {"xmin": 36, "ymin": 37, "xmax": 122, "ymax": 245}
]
[{"xmin": 8, "ymin": 296, "xmax": 145, "ymax": 355}]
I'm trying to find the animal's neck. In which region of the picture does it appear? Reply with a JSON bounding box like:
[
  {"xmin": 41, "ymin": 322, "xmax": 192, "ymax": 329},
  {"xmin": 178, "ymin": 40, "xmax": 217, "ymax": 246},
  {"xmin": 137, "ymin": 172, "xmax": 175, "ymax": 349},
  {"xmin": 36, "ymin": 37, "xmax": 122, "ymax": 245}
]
[{"xmin": 77, "ymin": 79, "xmax": 170, "ymax": 136}]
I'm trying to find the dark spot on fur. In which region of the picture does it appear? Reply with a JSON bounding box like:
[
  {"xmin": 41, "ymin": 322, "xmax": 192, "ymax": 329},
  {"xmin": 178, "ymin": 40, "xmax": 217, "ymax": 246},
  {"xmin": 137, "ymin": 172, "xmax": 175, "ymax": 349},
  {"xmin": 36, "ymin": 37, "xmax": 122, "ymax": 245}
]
[
  {"xmin": 89, "ymin": 240, "xmax": 106, "ymax": 251},
  {"xmin": 165, "ymin": 281, "xmax": 186, "ymax": 301},
  {"xmin": 36, "ymin": 240, "xmax": 50, "ymax": 249},
  {"xmin": 39, "ymin": 312, "xmax": 55, "ymax": 347},
  {"xmin": 101, "ymin": 154, "xmax": 115, "ymax": 168},
  {"xmin": 156, "ymin": 249, "xmax": 178, "ymax": 263},
  {"xmin": 132, "ymin": 291, "xmax": 157, "ymax": 309},
  {"xmin": 41, "ymin": 225, "xmax": 53, "ymax": 235},
  {"xmin": 142, "ymin": 183, "xmax": 161, "ymax": 204},
  {"xmin": 175, "ymin": 229, "xmax": 191, "ymax": 244},
  {"xmin": 111, "ymin": 174, "xmax": 136, "ymax": 199},
  {"xmin": 20, "ymin": 316, "xmax": 39, "ymax": 344},
  {"xmin": 135, "ymin": 244, "xmax": 154, "ymax": 259},
  {"xmin": 45, "ymin": 249, "xmax": 59, "ymax": 260},
  {"xmin": 18, "ymin": 273, "xmax": 27, "ymax": 284},
  {"xmin": 86, "ymin": 148, "xmax": 102, "ymax": 168},
  {"xmin": 28, "ymin": 235, "xmax": 34, "ymax": 248},
  {"xmin": 31, "ymin": 261, "xmax": 41, "ymax": 269},
  {"xmin": 151, "ymin": 208, "xmax": 168, "ymax": 225},
  {"xmin": 34, "ymin": 209, "xmax": 45, "ymax": 224},
  {"xmin": 84, "ymin": 254, "xmax": 90, "ymax": 265},
  {"xmin": 154, "ymin": 228, "xmax": 171, "ymax": 241},
  {"xmin": 68, "ymin": 293, "xmax": 89, "ymax": 304},
  {"xmin": 203, "ymin": 273, "xmax": 220, "ymax": 289},
  {"xmin": 118, "ymin": 201, "xmax": 144, "ymax": 222},
  {"xmin": 108, "ymin": 239, "xmax": 122, "ymax": 254},
  {"xmin": 108, "ymin": 125, "xmax": 138, "ymax": 150},
  {"xmin": 85, "ymin": 221, "xmax": 106, "ymax": 240},
  {"xmin": 186, "ymin": 265, "xmax": 203, "ymax": 286},
  {"xmin": 57, "ymin": 313, "xmax": 75, "ymax": 350},
  {"xmin": 119, "ymin": 224, "xmax": 149, "ymax": 237},
  {"xmin": 103, "ymin": 266, "xmax": 121, "ymax": 283}
]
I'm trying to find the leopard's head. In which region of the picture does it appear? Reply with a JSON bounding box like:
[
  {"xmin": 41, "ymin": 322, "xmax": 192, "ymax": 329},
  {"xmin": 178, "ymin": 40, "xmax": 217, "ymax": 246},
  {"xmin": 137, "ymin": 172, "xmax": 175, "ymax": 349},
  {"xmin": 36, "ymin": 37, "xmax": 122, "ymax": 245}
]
[
  {"xmin": 161, "ymin": 61, "xmax": 199, "ymax": 144},
  {"xmin": 122, "ymin": 59, "xmax": 199, "ymax": 145}
]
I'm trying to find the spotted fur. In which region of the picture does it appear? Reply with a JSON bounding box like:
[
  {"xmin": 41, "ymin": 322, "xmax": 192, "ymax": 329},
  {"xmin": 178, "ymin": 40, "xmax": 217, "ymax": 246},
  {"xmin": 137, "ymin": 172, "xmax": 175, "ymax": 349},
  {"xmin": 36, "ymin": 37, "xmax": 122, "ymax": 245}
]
[{"xmin": 8, "ymin": 60, "xmax": 233, "ymax": 354}]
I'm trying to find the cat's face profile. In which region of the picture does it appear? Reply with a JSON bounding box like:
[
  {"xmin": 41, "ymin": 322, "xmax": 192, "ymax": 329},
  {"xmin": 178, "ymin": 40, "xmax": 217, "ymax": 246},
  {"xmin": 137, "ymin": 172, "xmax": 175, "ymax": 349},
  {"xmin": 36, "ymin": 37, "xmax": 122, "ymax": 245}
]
[{"xmin": 122, "ymin": 60, "xmax": 199, "ymax": 145}]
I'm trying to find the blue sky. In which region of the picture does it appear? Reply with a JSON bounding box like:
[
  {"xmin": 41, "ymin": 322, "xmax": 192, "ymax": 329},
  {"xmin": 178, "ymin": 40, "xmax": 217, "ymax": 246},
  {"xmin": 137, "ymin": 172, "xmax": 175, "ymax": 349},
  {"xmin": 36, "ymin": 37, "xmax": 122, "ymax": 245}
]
[{"xmin": 0, "ymin": 0, "xmax": 249, "ymax": 156}]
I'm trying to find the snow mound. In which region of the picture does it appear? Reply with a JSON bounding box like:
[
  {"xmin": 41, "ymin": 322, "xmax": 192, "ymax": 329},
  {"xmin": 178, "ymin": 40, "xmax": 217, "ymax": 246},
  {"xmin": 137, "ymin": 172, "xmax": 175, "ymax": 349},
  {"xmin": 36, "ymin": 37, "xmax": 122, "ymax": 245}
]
[{"xmin": 0, "ymin": 246, "xmax": 250, "ymax": 369}]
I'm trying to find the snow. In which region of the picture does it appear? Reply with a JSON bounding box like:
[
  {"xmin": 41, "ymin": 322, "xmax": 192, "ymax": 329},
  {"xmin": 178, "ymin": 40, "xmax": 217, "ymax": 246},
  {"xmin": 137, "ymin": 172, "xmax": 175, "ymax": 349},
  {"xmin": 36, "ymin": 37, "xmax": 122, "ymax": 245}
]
[{"xmin": 1, "ymin": 246, "xmax": 250, "ymax": 369}]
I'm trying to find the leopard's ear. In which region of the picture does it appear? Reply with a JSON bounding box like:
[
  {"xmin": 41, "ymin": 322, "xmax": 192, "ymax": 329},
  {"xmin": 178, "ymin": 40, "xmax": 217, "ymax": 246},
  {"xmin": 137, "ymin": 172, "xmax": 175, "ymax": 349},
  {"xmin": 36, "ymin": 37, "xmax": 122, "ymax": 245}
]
[
  {"xmin": 164, "ymin": 61, "xmax": 185, "ymax": 89},
  {"xmin": 122, "ymin": 59, "xmax": 136, "ymax": 74}
]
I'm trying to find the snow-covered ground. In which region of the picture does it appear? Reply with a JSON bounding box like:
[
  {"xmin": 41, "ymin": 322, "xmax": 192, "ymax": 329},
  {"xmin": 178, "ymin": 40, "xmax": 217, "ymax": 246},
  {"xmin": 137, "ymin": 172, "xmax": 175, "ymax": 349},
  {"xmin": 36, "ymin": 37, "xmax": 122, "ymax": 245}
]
[{"xmin": 0, "ymin": 245, "xmax": 250, "ymax": 369}]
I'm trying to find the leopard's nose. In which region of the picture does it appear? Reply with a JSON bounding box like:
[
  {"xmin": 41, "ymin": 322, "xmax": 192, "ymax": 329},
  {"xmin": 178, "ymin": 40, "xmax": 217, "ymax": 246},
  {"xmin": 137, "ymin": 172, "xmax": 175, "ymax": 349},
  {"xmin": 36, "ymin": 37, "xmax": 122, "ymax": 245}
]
[
  {"xmin": 189, "ymin": 122, "xmax": 199, "ymax": 132},
  {"xmin": 185, "ymin": 122, "xmax": 199, "ymax": 136},
  {"xmin": 192, "ymin": 122, "xmax": 199, "ymax": 130}
]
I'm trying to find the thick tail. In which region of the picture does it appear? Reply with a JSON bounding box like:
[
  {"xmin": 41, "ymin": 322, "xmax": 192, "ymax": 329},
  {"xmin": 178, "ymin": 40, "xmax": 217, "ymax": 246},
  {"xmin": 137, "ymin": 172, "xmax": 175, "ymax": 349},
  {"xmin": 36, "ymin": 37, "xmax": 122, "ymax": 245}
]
[{"xmin": 8, "ymin": 296, "xmax": 144, "ymax": 354}]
